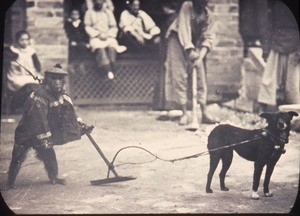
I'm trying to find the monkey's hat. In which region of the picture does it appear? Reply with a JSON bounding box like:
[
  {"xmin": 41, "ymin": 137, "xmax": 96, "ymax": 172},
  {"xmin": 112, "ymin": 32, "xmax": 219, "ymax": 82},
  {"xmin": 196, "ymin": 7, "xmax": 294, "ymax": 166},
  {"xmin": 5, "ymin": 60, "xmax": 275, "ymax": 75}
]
[{"xmin": 45, "ymin": 63, "xmax": 68, "ymax": 76}]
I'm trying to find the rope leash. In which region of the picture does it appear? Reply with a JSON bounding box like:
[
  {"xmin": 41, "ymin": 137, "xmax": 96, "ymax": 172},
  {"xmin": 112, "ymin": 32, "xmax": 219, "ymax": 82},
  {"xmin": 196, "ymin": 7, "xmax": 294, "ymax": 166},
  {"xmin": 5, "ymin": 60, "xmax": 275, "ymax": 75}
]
[
  {"xmin": 107, "ymin": 135, "xmax": 263, "ymax": 177},
  {"xmin": 4, "ymin": 51, "xmax": 273, "ymax": 174}
]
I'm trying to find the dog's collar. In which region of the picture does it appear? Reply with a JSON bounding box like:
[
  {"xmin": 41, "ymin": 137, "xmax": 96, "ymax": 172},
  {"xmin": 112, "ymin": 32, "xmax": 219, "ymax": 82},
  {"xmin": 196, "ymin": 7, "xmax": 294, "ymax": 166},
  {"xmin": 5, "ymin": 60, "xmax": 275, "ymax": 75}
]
[
  {"xmin": 261, "ymin": 129, "xmax": 285, "ymax": 145},
  {"xmin": 262, "ymin": 129, "xmax": 286, "ymax": 154},
  {"xmin": 261, "ymin": 129, "xmax": 277, "ymax": 139}
]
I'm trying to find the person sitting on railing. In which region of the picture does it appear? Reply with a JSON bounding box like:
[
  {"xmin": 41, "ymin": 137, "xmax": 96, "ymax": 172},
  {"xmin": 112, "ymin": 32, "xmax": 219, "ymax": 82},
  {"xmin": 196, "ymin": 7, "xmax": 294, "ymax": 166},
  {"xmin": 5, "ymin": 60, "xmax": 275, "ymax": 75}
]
[
  {"xmin": 119, "ymin": 0, "xmax": 161, "ymax": 51},
  {"xmin": 64, "ymin": 9, "xmax": 90, "ymax": 62},
  {"xmin": 5, "ymin": 30, "xmax": 42, "ymax": 112},
  {"xmin": 84, "ymin": 0, "xmax": 126, "ymax": 80}
]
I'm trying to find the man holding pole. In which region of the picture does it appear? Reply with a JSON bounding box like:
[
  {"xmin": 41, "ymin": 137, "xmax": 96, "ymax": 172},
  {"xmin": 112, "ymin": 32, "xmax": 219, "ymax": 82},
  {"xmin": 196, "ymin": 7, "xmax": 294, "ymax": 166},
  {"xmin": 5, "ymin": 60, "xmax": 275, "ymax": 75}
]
[{"xmin": 165, "ymin": 0, "xmax": 218, "ymax": 125}]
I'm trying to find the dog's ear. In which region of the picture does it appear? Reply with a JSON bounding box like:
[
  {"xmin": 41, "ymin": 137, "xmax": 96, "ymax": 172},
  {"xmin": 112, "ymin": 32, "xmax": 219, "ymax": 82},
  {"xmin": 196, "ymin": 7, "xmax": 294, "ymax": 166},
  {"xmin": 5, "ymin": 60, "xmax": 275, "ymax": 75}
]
[
  {"xmin": 288, "ymin": 111, "xmax": 298, "ymax": 118},
  {"xmin": 260, "ymin": 112, "xmax": 273, "ymax": 121}
]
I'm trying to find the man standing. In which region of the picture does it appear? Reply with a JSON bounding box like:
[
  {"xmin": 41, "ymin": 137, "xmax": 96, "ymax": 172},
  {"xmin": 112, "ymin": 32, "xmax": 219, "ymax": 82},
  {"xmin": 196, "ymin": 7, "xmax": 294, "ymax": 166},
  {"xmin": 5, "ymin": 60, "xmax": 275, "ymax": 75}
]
[
  {"xmin": 165, "ymin": 0, "xmax": 218, "ymax": 125},
  {"xmin": 4, "ymin": 64, "xmax": 92, "ymax": 190},
  {"xmin": 258, "ymin": 0, "xmax": 300, "ymax": 111}
]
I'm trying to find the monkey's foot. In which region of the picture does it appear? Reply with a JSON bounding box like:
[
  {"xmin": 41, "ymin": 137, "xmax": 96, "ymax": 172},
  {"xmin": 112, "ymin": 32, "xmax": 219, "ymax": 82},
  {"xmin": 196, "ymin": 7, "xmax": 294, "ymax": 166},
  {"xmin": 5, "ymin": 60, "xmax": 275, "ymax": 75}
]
[
  {"xmin": 2, "ymin": 184, "xmax": 16, "ymax": 191},
  {"xmin": 206, "ymin": 188, "xmax": 213, "ymax": 193},
  {"xmin": 50, "ymin": 177, "xmax": 66, "ymax": 185}
]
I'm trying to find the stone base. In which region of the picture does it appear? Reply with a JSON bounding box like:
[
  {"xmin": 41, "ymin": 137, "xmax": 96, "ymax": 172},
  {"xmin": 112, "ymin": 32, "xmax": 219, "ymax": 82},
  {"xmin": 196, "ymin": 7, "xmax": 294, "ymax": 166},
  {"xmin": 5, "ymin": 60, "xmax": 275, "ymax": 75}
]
[{"xmin": 222, "ymin": 97, "xmax": 254, "ymax": 113}]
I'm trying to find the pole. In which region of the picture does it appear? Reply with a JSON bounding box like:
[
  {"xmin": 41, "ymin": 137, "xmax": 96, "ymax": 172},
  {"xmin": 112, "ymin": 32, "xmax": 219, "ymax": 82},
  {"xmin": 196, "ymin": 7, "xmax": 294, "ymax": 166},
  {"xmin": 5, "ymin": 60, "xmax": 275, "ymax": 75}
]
[
  {"xmin": 86, "ymin": 133, "xmax": 120, "ymax": 178},
  {"xmin": 186, "ymin": 67, "xmax": 200, "ymax": 131}
]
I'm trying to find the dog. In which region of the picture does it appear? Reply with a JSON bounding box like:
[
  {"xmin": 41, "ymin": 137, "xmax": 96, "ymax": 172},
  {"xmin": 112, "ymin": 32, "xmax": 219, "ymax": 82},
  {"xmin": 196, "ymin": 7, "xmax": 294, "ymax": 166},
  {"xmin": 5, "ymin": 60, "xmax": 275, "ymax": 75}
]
[{"xmin": 205, "ymin": 111, "xmax": 298, "ymax": 199}]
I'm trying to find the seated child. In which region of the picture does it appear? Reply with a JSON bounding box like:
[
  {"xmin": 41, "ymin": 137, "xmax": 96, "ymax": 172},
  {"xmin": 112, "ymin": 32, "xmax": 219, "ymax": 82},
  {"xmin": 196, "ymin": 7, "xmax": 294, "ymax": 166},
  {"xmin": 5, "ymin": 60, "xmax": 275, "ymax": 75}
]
[
  {"xmin": 64, "ymin": 9, "xmax": 90, "ymax": 61},
  {"xmin": 5, "ymin": 30, "xmax": 42, "ymax": 112}
]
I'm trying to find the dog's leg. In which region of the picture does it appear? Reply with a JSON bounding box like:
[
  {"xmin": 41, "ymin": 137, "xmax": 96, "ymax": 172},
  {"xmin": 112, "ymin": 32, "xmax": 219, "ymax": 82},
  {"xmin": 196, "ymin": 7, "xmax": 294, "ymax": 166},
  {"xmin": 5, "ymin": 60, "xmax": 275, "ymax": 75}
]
[
  {"xmin": 4, "ymin": 144, "xmax": 29, "ymax": 190},
  {"xmin": 263, "ymin": 156, "xmax": 280, "ymax": 197},
  {"xmin": 206, "ymin": 152, "xmax": 221, "ymax": 193},
  {"xmin": 35, "ymin": 148, "xmax": 65, "ymax": 185},
  {"xmin": 251, "ymin": 161, "xmax": 265, "ymax": 200},
  {"xmin": 219, "ymin": 150, "xmax": 233, "ymax": 191}
]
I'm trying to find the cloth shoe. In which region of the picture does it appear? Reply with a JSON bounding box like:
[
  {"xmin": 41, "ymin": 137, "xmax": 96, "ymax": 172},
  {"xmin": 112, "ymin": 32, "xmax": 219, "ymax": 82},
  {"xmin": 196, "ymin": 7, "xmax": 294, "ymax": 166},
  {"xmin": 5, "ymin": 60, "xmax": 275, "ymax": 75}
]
[
  {"xmin": 107, "ymin": 71, "xmax": 115, "ymax": 80},
  {"xmin": 202, "ymin": 114, "xmax": 219, "ymax": 124},
  {"xmin": 116, "ymin": 45, "xmax": 127, "ymax": 53}
]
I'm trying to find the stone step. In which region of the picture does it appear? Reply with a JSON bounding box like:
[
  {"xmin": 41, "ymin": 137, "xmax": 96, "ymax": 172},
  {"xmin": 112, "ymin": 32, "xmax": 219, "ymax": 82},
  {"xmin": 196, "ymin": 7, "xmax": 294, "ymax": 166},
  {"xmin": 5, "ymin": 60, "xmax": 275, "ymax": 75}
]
[
  {"xmin": 39, "ymin": 57, "xmax": 68, "ymax": 73},
  {"xmin": 27, "ymin": 27, "xmax": 67, "ymax": 45},
  {"xmin": 34, "ymin": 44, "xmax": 67, "ymax": 59},
  {"xmin": 27, "ymin": 8, "xmax": 63, "ymax": 18},
  {"xmin": 27, "ymin": 16, "xmax": 64, "ymax": 29}
]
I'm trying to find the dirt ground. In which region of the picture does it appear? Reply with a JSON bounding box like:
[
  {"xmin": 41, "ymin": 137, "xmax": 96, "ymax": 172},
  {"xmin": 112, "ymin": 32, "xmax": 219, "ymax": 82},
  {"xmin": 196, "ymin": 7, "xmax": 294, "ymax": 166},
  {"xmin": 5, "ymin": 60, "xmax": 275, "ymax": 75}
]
[{"xmin": 0, "ymin": 105, "xmax": 299, "ymax": 214}]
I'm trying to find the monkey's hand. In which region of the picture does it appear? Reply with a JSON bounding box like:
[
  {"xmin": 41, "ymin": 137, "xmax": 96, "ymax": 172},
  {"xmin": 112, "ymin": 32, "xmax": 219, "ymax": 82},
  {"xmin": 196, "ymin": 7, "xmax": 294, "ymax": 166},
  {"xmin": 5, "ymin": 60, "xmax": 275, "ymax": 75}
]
[{"xmin": 78, "ymin": 121, "xmax": 94, "ymax": 136}]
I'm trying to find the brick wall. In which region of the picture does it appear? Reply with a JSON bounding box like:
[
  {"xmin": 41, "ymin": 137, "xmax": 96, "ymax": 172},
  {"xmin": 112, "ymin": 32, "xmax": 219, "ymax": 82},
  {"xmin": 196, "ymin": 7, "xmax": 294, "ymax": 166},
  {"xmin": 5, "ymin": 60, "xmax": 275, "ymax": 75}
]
[
  {"xmin": 207, "ymin": 0, "xmax": 243, "ymax": 98},
  {"xmin": 23, "ymin": 0, "xmax": 243, "ymax": 102},
  {"xmin": 26, "ymin": 0, "xmax": 67, "ymax": 72},
  {"xmin": 24, "ymin": 0, "xmax": 243, "ymax": 68},
  {"xmin": 4, "ymin": 0, "xmax": 27, "ymax": 44}
]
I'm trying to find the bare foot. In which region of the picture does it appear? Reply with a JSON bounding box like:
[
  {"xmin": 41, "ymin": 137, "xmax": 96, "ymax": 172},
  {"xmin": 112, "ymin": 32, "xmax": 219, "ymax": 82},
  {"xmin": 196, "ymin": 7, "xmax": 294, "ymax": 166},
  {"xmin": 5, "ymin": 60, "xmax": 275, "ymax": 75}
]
[{"xmin": 202, "ymin": 114, "xmax": 219, "ymax": 124}]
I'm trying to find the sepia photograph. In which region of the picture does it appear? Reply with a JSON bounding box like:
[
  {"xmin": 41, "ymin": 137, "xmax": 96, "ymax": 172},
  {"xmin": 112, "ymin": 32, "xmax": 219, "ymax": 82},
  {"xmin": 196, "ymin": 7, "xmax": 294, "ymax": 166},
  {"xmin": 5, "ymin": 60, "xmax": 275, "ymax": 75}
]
[{"xmin": 0, "ymin": 0, "xmax": 299, "ymax": 214}]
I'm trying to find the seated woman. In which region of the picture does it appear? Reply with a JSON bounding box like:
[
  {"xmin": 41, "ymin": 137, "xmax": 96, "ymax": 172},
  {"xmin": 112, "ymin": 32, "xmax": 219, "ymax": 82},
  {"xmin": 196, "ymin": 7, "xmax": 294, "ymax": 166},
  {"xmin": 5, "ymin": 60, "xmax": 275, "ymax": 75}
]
[
  {"xmin": 119, "ymin": 0, "xmax": 161, "ymax": 51},
  {"xmin": 5, "ymin": 30, "xmax": 42, "ymax": 112},
  {"xmin": 84, "ymin": 0, "xmax": 126, "ymax": 80}
]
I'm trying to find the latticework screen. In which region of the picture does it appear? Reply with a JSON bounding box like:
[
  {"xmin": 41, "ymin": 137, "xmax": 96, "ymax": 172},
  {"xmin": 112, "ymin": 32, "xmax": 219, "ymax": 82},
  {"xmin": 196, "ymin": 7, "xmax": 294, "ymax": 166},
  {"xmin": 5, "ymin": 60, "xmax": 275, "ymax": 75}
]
[{"xmin": 69, "ymin": 59, "xmax": 160, "ymax": 105}]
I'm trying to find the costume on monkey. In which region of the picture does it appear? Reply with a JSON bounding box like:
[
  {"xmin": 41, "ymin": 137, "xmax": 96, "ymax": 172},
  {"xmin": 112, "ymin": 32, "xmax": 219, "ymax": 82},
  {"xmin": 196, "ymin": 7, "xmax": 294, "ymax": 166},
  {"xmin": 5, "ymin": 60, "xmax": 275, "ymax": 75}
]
[{"xmin": 4, "ymin": 64, "xmax": 92, "ymax": 190}]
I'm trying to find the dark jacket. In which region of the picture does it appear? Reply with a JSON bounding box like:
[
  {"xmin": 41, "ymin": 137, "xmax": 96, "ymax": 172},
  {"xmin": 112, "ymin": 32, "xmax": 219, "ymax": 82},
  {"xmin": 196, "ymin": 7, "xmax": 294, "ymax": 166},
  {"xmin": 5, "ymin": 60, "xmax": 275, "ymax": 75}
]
[
  {"xmin": 265, "ymin": 0, "xmax": 299, "ymax": 55},
  {"xmin": 64, "ymin": 19, "xmax": 89, "ymax": 43},
  {"xmin": 239, "ymin": 0, "xmax": 270, "ymax": 46},
  {"xmin": 15, "ymin": 86, "xmax": 81, "ymax": 145}
]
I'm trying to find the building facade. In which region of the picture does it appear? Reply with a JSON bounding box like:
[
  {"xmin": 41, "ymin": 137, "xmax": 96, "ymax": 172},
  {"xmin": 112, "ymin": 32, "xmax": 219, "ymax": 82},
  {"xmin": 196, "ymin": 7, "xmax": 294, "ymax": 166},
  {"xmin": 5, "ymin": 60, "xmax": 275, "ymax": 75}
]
[{"xmin": 4, "ymin": 0, "xmax": 244, "ymax": 106}]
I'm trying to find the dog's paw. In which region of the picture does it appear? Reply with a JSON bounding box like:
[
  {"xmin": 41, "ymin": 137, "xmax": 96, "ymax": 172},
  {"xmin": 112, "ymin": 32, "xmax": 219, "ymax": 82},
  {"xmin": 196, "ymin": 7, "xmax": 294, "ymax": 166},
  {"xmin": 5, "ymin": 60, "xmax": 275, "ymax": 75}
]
[
  {"xmin": 206, "ymin": 188, "xmax": 213, "ymax": 193},
  {"xmin": 263, "ymin": 192, "xmax": 273, "ymax": 197},
  {"xmin": 251, "ymin": 191, "xmax": 260, "ymax": 200},
  {"xmin": 221, "ymin": 186, "xmax": 229, "ymax": 191}
]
